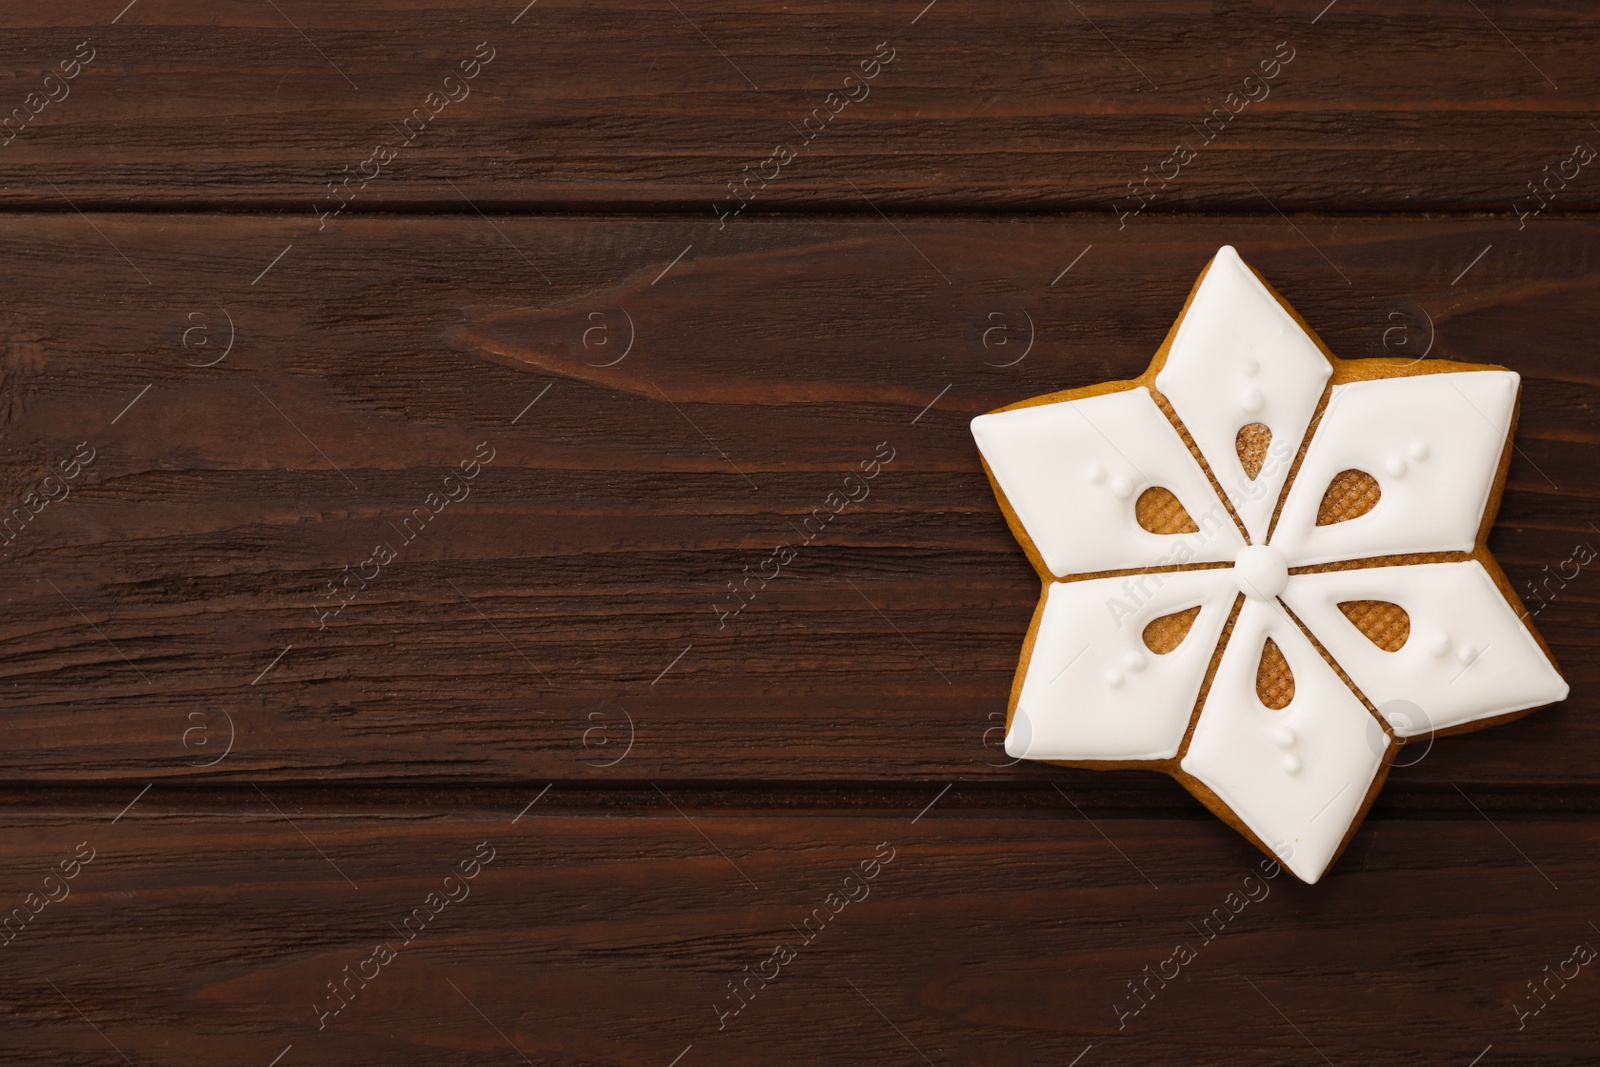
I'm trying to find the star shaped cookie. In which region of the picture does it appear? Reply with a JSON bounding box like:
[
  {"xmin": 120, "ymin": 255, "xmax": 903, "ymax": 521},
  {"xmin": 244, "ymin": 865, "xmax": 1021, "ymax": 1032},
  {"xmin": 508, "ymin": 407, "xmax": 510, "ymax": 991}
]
[{"xmin": 972, "ymin": 245, "xmax": 1568, "ymax": 883}]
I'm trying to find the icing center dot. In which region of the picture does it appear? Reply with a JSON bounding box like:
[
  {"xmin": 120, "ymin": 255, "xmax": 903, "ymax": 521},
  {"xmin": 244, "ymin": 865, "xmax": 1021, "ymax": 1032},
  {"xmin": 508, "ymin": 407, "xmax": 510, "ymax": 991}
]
[{"xmin": 1233, "ymin": 544, "xmax": 1289, "ymax": 600}]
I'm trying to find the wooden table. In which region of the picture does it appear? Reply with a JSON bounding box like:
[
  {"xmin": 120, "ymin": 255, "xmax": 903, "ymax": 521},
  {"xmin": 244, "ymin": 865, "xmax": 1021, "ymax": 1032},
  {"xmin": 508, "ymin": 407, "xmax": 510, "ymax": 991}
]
[{"xmin": 2, "ymin": 3, "xmax": 1597, "ymax": 1064}]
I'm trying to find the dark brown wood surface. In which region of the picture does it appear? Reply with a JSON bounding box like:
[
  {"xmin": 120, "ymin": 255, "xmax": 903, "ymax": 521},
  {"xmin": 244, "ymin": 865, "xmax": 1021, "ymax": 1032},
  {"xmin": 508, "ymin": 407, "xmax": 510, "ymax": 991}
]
[
  {"xmin": 4, "ymin": 791, "xmax": 1600, "ymax": 1066},
  {"xmin": 0, "ymin": 1, "xmax": 1596, "ymax": 212},
  {"xmin": 2, "ymin": 3, "xmax": 1598, "ymax": 1065},
  {"xmin": 0, "ymin": 216, "xmax": 1594, "ymax": 793}
]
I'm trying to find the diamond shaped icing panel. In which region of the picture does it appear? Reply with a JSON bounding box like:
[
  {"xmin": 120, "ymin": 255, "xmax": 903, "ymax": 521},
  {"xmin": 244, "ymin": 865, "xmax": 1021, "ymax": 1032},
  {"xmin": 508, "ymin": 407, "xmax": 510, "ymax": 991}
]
[
  {"xmin": 1154, "ymin": 244, "xmax": 1331, "ymax": 544},
  {"xmin": 971, "ymin": 387, "xmax": 1244, "ymax": 578}
]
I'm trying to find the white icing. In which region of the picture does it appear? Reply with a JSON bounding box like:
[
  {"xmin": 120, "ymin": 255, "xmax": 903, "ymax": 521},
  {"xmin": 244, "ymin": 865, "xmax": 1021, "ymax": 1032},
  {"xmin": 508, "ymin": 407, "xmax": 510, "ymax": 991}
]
[
  {"xmin": 1270, "ymin": 371, "xmax": 1518, "ymax": 566},
  {"xmin": 972, "ymin": 387, "xmax": 1245, "ymax": 578},
  {"xmin": 1154, "ymin": 245, "xmax": 1332, "ymax": 544},
  {"xmin": 1007, "ymin": 569, "xmax": 1236, "ymax": 762},
  {"xmin": 977, "ymin": 246, "xmax": 1566, "ymax": 883},
  {"xmin": 1281, "ymin": 560, "xmax": 1569, "ymax": 736},
  {"xmin": 1234, "ymin": 544, "xmax": 1288, "ymax": 600},
  {"xmin": 1181, "ymin": 598, "xmax": 1388, "ymax": 884}
]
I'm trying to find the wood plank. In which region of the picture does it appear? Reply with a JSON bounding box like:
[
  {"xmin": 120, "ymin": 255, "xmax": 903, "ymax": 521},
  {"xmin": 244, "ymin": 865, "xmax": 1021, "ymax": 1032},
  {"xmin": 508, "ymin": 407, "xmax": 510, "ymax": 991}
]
[
  {"xmin": 2, "ymin": 1, "xmax": 1598, "ymax": 211},
  {"xmin": 2, "ymin": 794, "xmax": 1597, "ymax": 1065},
  {"xmin": 0, "ymin": 214, "xmax": 1594, "ymax": 790}
]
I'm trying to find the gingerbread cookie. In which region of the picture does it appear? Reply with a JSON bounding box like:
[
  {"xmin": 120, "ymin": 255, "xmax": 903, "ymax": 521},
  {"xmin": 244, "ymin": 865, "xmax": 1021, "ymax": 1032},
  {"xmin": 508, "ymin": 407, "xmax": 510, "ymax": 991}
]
[{"xmin": 972, "ymin": 245, "xmax": 1568, "ymax": 884}]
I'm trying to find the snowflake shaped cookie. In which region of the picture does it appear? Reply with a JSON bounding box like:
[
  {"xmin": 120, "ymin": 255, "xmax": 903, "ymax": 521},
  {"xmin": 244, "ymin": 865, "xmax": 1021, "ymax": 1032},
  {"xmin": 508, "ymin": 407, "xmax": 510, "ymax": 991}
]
[{"xmin": 972, "ymin": 246, "xmax": 1568, "ymax": 883}]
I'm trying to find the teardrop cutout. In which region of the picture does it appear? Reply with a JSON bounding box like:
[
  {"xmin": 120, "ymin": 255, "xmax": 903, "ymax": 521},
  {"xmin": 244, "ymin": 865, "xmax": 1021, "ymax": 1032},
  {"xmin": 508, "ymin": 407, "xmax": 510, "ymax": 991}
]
[
  {"xmin": 1255, "ymin": 638, "xmax": 1295, "ymax": 709},
  {"xmin": 1338, "ymin": 600, "xmax": 1410, "ymax": 651},
  {"xmin": 1316, "ymin": 469, "xmax": 1381, "ymax": 526},
  {"xmin": 1236, "ymin": 422, "xmax": 1272, "ymax": 480},
  {"xmin": 1135, "ymin": 486, "xmax": 1200, "ymax": 535},
  {"xmin": 1142, "ymin": 606, "xmax": 1201, "ymax": 655}
]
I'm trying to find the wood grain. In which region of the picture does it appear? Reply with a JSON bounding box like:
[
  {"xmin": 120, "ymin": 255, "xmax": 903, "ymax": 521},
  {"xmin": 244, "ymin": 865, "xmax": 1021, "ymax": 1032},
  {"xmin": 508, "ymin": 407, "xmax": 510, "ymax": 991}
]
[
  {"xmin": 6, "ymin": 1, "xmax": 1600, "ymax": 1062},
  {"xmin": 0, "ymin": 215, "xmax": 1592, "ymax": 793},
  {"xmin": 0, "ymin": 1, "xmax": 1596, "ymax": 213},
  {"xmin": 1, "ymin": 794, "xmax": 1596, "ymax": 1066}
]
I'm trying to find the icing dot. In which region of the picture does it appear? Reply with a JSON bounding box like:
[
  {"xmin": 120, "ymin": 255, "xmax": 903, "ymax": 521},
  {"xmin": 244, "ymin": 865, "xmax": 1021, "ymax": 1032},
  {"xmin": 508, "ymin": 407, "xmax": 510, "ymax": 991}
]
[
  {"xmin": 1457, "ymin": 645, "xmax": 1479, "ymax": 666},
  {"xmin": 1428, "ymin": 632, "xmax": 1451, "ymax": 657},
  {"xmin": 1272, "ymin": 726, "xmax": 1296, "ymax": 748},
  {"xmin": 1282, "ymin": 754, "xmax": 1302, "ymax": 775},
  {"xmin": 1408, "ymin": 441, "xmax": 1429, "ymax": 461},
  {"xmin": 1233, "ymin": 544, "xmax": 1289, "ymax": 600},
  {"xmin": 1109, "ymin": 475, "xmax": 1133, "ymax": 499},
  {"xmin": 1242, "ymin": 357, "xmax": 1260, "ymax": 377},
  {"xmin": 1106, "ymin": 668, "xmax": 1125, "ymax": 688},
  {"xmin": 1087, "ymin": 463, "xmax": 1107, "ymax": 484},
  {"xmin": 1385, "ymin": 457, "xmax": 1407, "ymax": 477},
  {"xmin": 1240, "ymin": 387, "xmax": 1265, "ymax": 413},
  {"xmin": 1122, "ymin": 651, "xmax": 1145, "ymax": 673}
]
